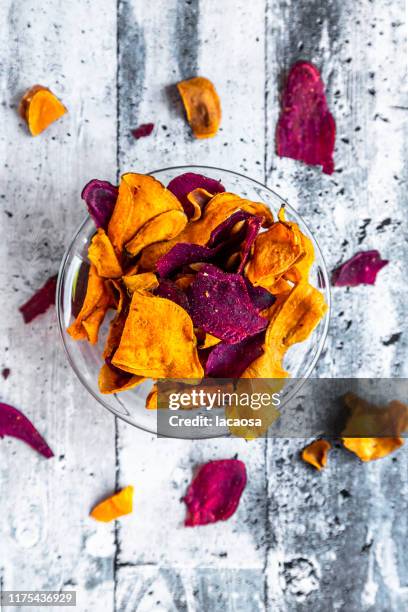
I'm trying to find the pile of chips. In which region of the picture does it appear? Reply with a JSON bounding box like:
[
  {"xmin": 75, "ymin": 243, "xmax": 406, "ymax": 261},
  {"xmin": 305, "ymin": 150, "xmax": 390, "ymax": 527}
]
[{"xmin": 67, "ymin": 171, "xmax": 328, "ymax": 407}]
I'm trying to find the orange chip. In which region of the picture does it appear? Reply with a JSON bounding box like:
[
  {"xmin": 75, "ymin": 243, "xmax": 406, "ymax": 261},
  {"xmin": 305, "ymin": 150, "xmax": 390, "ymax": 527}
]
[
  {"xmin": 177, "ymin": 76, "xmax": 221, "ymax": 138},
  {"xmin": 200, "ymin": 332, "xmax": 221, "ymax": 349},
  {"xmin": 174, "ymin": 274, "xmax": 195, "ymax": 290},
  {"xmin": 98, "ymin": 363, "xmax": 144, "ymax": 394},
  {"xmin": 90, "ymin": 485, "xmax": 134, "ymax": 522},
  {"xmin": 122, "ymin": 272, "xmax": 159, "ymax": 295},
  {"xmin": 19, "ymin": 85, "xmax": 67, "ymax": 136},
  {"xmin": 125, "ymin": 210, "xmax": 188, "ymax": 257},
  {"xmin": 88, "ymin": 229, "xmax": 122, "ymax": 278},
  {"xmin": 67, "ymin": 265, "xmax": 112, "ymax": 344},
  {"xmin": 186, "ymin": 188, "xmax": 213, "ymax": 221},
  {"xmin": 139, "ymin": 193, "xmax": 273, "ymax": 271},
  {"xmin": 242, "ymin": 282, "xmax": 327, "ymax": 378},
  {"xmin": 108, "ymin": 173, "xmax": 183, "ymax": 254},
  {"xmin": 342, "ymin": 437, "xmax": 404, "ymax": 462},
  {"xmin": 112, "ymin": 290, "xmax": 204, "ymax": 379},
  {"xmin": 341, "ymin": 392, "xmax": 407, "ymax": 461},
  {"xmin": 146, "ymin": 384, "xmax": 158, "ymax": 409},
  {"xmin": 301, "ymin": 439, "xmax": 331, "ymax": 470},
  {"xmin": 246, "ymin": 221, "xmax": 303, "ymax": 287}
]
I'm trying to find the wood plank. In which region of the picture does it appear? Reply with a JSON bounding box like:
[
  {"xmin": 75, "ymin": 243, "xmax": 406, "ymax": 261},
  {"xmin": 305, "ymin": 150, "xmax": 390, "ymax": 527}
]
[
  {"xmin": 265, "ymin": 0, "xmax": 408, "ymax": 609},
  {"xmin": 115, "ymin": 565, "xmax": 265, "ymax": 612},
  {"xmin": 0, "ymin": 1, "xmax": 117, "ymax": 609},
  {"xmin": 116, "ymin": 0, "xmax": 268, "ymax": 574}
]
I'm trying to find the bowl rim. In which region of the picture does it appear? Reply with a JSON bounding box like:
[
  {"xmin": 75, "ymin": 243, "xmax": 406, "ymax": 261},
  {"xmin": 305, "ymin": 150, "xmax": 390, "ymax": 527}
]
[{"xmin": 57, "ymin": 165, "xmax": 331, "ymax": 436}]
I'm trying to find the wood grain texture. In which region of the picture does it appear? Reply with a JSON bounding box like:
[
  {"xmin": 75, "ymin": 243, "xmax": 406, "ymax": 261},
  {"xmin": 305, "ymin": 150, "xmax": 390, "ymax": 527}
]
[
  {"xmin": 0, "ymin": 1, "xmax": 117, "ymax": 610},
  {"xmin": 265, "ymin": 1, "xmax": 408, "ymax": 610},
  {"xmin": 0, "ymin": 0, "xmax": 407, "ymax": 610},
  {"xmin": 116, "ymin": 0, "xmax": 268, "ymax": 579}
]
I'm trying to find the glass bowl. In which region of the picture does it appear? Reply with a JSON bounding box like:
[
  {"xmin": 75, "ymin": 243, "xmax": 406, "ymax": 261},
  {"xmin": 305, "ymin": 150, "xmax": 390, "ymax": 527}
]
[{"xmin": 57, "ymin": 166, "xmax": 330, "ymax": 436}]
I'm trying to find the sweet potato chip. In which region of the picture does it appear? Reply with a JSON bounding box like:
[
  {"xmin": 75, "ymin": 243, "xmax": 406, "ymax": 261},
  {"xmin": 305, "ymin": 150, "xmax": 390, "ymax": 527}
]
[
  {"xmin": 90, "ymin": 485, "xmax": 134, "ymax": 522},
  {"xmin": 108, "ymin": 173, "xmax": 183, "ymax": 254},
  {"xmin": 301, "ymin": 439, "xmax": 331, "ymax": 470},
  {"xmin": 276, "ymin": 61, "xmax": 335, "ymax": 174},
  {"xmin": 167, "ymin": 172, "xmax": 224, "ymax": 218},
  {"xmin": 19, "ymin": 275, "xmax": 57, "ymax": 323},
  {"xmin": 98, "ymin": 363, "xmax": 144, "ymax": 395},
  {"xmin": 125, "ymin": 209, "xmax": 188, "ymax": 257},
  {"xmin": 122, "ymin": 272, "xmax": 159, "ymax": 294},
  {"xmin": 187, "ymin": 188, "xmax": 214, "ymax": 221},
  {"xmin": 177, "ymin": 77, "xmax": 221, "ymax": 139},
  {"xmin": 102, "ymin": 286, "xmax": 128, "ymax": 361},
  {"xmin": 139, "ymin": 194, "xmax": 273, "ymax": 271},
  {"xmin": 112, "ymin": 291, "xmax": 203, "ymax": 378},
  {"xmin": 246, "ymin": 221, "xmax": 303, "ymax": 287},
  {"xmin": 88, "ymin": 229, "xmax": 122, "ymax": 278},
  {"xmin": 332, "ymin": 250, "xmax": 388, "ymax": 287},
  {"xmin": 146, "ymin": 384, "xmax": 158, "ymax": 409},
  {"xmin": 341, "ymin": 393, "xmax": 407, "ymax": 461},
  {"xmin": 200, "ymin": 332, "xmax": 221, "ymax": 349},
  {"xmin": 67, "ymin": 265, "xmax": 112, "ymax": 344},
  {"xmin": 183, "ymin": 459, "xmax": 246, "ymax": 526},
  {"xmin": 82, "ymin": 179, "xmax": 118, "ymax": 230},
  {"xmin": 242, "ymin": 282, "xmax": 327, "ymax": 378},
  {"xmin": 342, "ymin": 437, "xmax": 403, "ymax": 462},
  {"xmin": 19, "ymin": 85, "xmax": 67, "ymax": 136},
  {"xmin": 0, "ymin": 401, "xmax": 54, "ymax": 458}
]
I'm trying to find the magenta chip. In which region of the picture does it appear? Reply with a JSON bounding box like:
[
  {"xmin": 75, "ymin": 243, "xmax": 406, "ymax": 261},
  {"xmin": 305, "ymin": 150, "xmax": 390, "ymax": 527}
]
[
  {"xmin": 168, "ymin": 172, "xmax": 225, "ymax": 219},
  {"xmin": 184, "ymin": 459, "xmax": 247, "ymax": 526},
  {"xmin": 205, "ymin": 332, "xmax": 265, "ymax": 378},
  {"xmin": 187, "ymin": 265, "xmax": 268, "ymax": 343},
  {"xmin": 131, "ymin": 123, "xmax": 155, "ymax": 139},
  {"xmin": 276, "ymin": 61, "xmax": 336, "ymax": 174},
  {"xmin": 332, "ymin": 250, "xmax": 389, "ymax": 286},
  {"xmin": 237, "ymin": 216, "xmax": 262, "ymax": 273},
  {"xmin": 19, "ymin": 275, "xmax": 57, "ymax": 324},
  {"xmin": 157, "ymin": 243, "xmax": 219, "ymax": 278},
  {"xmin": 81, "ymin": 179, "xmax": 118, "ymax": 229},
  {"xmin": 0, "ymin": 402, "xmax": 54, "ymax": 458},
  {"xmin": 155, "ymin": 279, "xmax": 189, "ymax": 311}
]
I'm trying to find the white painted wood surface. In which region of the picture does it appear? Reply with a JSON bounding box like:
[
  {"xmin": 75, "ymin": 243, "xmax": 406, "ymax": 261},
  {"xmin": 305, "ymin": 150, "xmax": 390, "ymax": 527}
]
[{"xmin": 0, "ymin": 1, "xmax": 407, "ymax": 611}]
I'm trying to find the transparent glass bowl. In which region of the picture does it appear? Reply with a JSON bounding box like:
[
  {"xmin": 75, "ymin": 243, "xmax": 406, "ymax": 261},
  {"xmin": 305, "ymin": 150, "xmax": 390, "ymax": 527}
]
[{"xmin": 57, "ymin": 166, "xmax": 330, "ymax": 436}]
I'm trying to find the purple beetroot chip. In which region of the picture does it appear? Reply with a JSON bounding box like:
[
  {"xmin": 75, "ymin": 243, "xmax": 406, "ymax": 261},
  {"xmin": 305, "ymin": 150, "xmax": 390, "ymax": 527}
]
[
  {"xmin": 155, "ymin": 279, "xmax": 189, "ymax": 311},
  {"xmin": 81, "ymin": 179, "xmax": 118, "ymax": 229},
  {"xmin": 0, "ymin": 402, "xmax": 54, "ymax": 458},
  {"xmin": 157, "ymin": 243, "xmax": 220, "ymax": 278},
  {"xmin": 332, "ymin": 250, "xmax": 389, "ymax": 287},
  {"xmin": 19, "ymin": 275, "xmax": 57, "ymax": 324},
  {"xmin": 237, "ymin": 216, "xmax": 262, "ymax": 273},
  {"xmin": 205, "ymin": 331, "xmax": 265, "ymax": 378},
  {"xmin": 207, "ymin": 210, "xmax": 252, "ymax": 247},
  {"xmin": 187, "ymin": 265, "xmax": 268, "ymax": 344},
  {"xmin": 276, "ymin": 61, "xmax": 336, "ymax": 175},
  {"xmin": 244, "ymin": 278, "xmax": 275, "ymax": 312},
  {"xmin": 167, "ymin": 172, "xmax": 225, "ymax": 219},
  {"xmin": 184, "ymin": 459, "xmax": 247, "ymax": 526},
  {"xmin": 131, "ymin": 122, "xmax": 154, "ymax": 139}
]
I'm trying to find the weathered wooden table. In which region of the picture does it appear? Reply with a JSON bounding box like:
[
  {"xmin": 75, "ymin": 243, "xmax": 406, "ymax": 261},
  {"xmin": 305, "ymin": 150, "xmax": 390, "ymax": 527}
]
[{"xmin": 1, "ymin": 1, "xmax": 407, "ymax": 610}]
